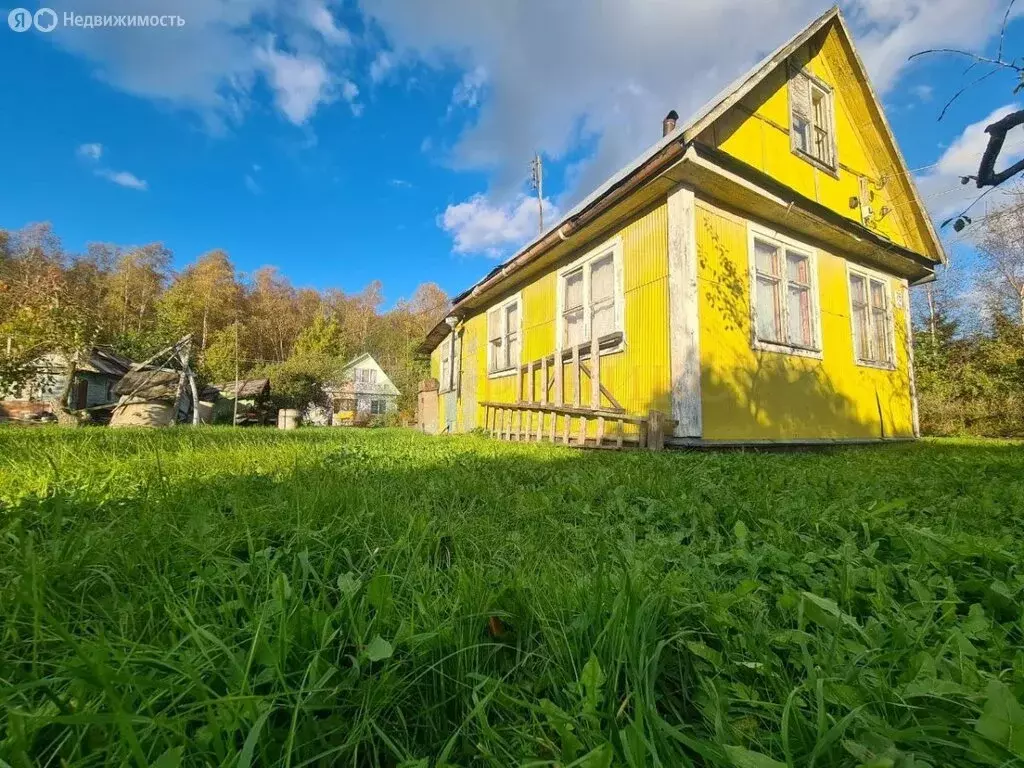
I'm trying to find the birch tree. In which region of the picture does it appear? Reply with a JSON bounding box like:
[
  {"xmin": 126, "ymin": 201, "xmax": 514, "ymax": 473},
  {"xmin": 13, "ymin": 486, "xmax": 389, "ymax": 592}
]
[{"xmin": 976, "ymin": 192, "xmax": 1024, "ymax": 339}]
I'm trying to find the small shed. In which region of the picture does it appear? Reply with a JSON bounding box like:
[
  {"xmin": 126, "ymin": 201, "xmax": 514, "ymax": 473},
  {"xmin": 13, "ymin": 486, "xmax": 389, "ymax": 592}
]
[
  {"xmin": 207, "ymin": 378, "xmax": 272, "ymax": 425},
  {"xmin": 1, "ymin": 346, "xmax": 133, "ymax": 422}
]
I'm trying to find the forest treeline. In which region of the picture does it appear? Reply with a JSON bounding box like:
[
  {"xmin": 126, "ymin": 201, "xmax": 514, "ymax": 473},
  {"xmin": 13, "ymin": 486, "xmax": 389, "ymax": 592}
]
[{"xmin": 0, "ymin": 223, "xmax": 449, "ymax": 415}]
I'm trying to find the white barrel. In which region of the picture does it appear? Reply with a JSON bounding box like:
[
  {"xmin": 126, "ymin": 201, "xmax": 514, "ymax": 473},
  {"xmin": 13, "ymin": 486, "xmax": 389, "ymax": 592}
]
[{"xmin": 280, "ymin": 408, "xmax": 300, "ymax": 430}]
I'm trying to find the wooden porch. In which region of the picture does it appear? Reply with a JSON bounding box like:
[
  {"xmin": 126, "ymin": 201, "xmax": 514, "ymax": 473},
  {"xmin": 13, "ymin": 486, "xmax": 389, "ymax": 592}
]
[{"xmin": 480, "ymin": 334, "xmax": 673, "ymax": 450}]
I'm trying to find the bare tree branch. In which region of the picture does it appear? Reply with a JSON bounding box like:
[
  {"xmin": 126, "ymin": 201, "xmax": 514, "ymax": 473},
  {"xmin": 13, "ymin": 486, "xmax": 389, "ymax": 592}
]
[
  {"xmin": 998, "ymin": 0, "xmax": 1018, "ymax": 62},
  {"xmin": 938, "ymin": 67, "xmax": 1003, "ymax": 122},
  {"xmin": 909, "ymin": 48, "xmax": 1020, "ymax": 71},
  {"xmin": 977, "ymin": 110, "xmax": 1024, "ymax": 187}
]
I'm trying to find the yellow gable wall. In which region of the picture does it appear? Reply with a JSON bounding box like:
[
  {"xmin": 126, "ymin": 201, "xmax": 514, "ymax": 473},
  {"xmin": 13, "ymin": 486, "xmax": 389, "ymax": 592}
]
[
  {"xmin": 696, "ymin": 198, "xmax": 914, "ymax": 440},
  {"xmin": 698, "ymin": 24, "xmax": 936, "ymax": 260},
  {"xmin": 433, "ymin": 202, "xmax": 673, "ymax": 436}
]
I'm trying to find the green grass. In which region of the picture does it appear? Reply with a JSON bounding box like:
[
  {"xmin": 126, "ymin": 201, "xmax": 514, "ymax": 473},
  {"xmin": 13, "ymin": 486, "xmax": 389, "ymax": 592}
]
[{"xmin": 1, "ymin": 427, "xmax": 1023, "ymax": 767}]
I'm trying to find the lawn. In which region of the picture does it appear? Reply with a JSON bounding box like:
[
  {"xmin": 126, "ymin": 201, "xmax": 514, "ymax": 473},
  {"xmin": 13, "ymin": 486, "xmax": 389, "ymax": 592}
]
[{"xmin": 1, "ymin": 427, "xmax": 1023, "ymax": 767}]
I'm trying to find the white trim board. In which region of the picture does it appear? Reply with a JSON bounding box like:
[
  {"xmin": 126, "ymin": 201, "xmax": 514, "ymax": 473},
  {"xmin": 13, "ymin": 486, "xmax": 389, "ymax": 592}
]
[
  {"xmin": 667, "ymin": 185, "xmax": 702, "ymax": 438},
  {"xmin": 902, "ymin": 280, "xmax": 920, "ymax": 438}
]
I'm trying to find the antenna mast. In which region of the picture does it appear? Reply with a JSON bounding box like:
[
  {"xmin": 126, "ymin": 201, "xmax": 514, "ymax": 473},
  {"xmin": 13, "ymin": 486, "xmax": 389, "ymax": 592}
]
[{"xmin": 530, "ymin": 153, "xmax": 544, "ymax": 234}]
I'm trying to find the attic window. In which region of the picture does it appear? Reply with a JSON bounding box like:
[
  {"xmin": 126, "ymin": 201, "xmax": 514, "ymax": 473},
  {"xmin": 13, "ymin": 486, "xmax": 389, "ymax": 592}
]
[
  {"xmin": 354, "ymin": 368, "xmax": 377, "ymax": 387},
  {"xmin": 790, "ymin": 69, "xmax": 836, "ymax": 171}
]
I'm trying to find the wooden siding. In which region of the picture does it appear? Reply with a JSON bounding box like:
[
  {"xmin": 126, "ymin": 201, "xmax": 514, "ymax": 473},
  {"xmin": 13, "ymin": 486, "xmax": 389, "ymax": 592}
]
[{"xmin": 695, "ymin": 199, "xmax": 914, "ymax": 440}]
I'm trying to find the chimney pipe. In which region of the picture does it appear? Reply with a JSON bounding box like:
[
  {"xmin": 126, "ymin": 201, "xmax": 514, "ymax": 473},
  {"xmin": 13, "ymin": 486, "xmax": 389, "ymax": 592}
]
[{"xmin": 662, "ymin": 109, "xmax": 679, "ymax": 137}]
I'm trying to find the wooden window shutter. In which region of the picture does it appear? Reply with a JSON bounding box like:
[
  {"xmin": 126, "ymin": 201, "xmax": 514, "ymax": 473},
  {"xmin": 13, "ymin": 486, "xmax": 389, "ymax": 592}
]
[
  {"xmin": 788, "ymin": 64, "xmax": 812, "ymax": 154},
  {"xmin": 859, "ymin": 176, "xmax": 872, "ymax": 225}
]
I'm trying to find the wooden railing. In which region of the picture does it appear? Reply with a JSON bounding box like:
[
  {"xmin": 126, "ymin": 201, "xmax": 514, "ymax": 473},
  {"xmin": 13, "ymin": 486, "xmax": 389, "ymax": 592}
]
[{"xmin": 480, "ymin": 333, "xmax": 673, "ymax": 450}]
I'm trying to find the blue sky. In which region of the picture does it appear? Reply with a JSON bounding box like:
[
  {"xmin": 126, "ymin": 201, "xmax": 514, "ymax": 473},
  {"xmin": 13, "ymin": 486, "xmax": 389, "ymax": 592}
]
[{"xmin": 1, "ymin": 0, "xmax": 1022, "ymax": 308}]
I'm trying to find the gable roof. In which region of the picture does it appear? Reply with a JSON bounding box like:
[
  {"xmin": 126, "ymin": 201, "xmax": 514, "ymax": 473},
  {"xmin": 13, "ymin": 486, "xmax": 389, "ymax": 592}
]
[
  {"xmin": 419, "ymin": 6, "xmax": 943, "ymax": 355},
  {"xmin": 114, "ymin": 369, "xmax": 181, "ymax": 401},
  {"xmin": 209, "ymin": 378, "xmax": 271, "ymax": 400},
  {"xmin": 81, "ymin": 347, "xmax": 134, "ymax": 377},
  {"xmin": 32, "ymin": 346, "xmax": 134, "ymax": 377},
  {"xmin": 339, "ymin": 353, "xmax": 400, "ymax": 395}
]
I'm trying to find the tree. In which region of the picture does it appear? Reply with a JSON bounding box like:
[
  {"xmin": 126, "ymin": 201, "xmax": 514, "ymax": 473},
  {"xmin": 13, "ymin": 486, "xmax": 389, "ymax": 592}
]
[
  {"xmin": 259, "ymin": 353, "xmax": 342, "ymax": 411},
  {"xmin": 293, "ymin": 312, "xmax": 345, "ymax": 358},
  {"xmin": 101, "ymin": 242, "xmax": 172, "ymax": 354},
  {"xmin": 199, "ymin": 321, "xmax": 245, "ymax": 384},
  {"xmin": 975, "ymin": 191, "xmax": 1024, "ymax": 337},
  {"xmin": 0, "ymin": 224, "xmax": 109, "ymax": 411},
  {"xmin": 246, "ymin": 266, "xmax": 303, "ymax": 363},
  {"xmin": 158, "ymin": 250, "xmax": 240, "ymax": 351},
  {"xmin": 911, "ymin": 2, "xmax": 1024, "ymax": 229}
]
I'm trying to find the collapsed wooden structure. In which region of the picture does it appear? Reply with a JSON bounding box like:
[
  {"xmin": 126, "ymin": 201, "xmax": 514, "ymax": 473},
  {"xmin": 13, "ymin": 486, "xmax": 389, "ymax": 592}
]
[
  {"xmin": 480, "ymin": 335, "xmax": 675, "ymax": 450},
  {"xmin": 110, "ymin": 335, "xmax": 201, "ymax": 428}
]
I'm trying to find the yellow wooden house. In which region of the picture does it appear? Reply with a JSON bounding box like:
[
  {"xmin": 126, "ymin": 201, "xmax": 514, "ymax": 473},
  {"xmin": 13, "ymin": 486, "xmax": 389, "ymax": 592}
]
[{"xmin": 419, "ymin": 6, "xmax": 944, "ymax": 447}]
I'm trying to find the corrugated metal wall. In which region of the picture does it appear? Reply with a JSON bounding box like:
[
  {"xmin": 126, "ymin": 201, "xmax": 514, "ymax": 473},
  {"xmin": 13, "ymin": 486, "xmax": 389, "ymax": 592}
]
[
  {"xmin": 695, "ymin": 200, "xmax": 914, "ymax": 440},
  {"xmin": 445, "ymin": 201, "xmax": 673, "ymax": 436}
]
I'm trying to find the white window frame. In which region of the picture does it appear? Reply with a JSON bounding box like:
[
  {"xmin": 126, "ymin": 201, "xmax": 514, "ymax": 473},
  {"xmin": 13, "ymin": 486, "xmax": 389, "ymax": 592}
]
[
  {"xmin": 353, "ymin": 367, "xmax": 377, "ymax": 388},
  {"xmin": 747, "ymin": 223, "xmax": 822, "ymax": 359},
  {"xmin": 554, "ymin": 236, "xmax": 626, "ymax": 357},
  {"xmin": 370, "ymin": 398, "xmax": 386, "ymax": 415},
  {"xmin": 486, "ymin": 292, "xmax": 523, "ymax": 379},
  {"xmin": 789, "ymin": 67, "xmax": 838, "ymax": 174},
  {"xmin": 846, "ymin": 263, "xmax": 896, "ymax": 370}
]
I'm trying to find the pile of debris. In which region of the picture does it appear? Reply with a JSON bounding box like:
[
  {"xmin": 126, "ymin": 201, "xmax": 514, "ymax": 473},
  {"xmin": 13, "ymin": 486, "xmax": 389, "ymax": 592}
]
[{"xmin": 110, "ymin": 335, "xmax": 203, "ymax": 428}]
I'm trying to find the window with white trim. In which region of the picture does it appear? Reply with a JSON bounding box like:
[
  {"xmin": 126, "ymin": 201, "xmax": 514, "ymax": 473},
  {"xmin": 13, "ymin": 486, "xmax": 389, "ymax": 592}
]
[
  {"xmin": 751, "ymin": 235, "xmax": 819, "ymax": 353},
  {"xmin": 790, "ymin": 68, "xmax": 836, "ymax": 170},
  {"xmin": 370, "ymin": 398, "xmax": 386, "ymax": 415},
  {"xmin": 353, "ymin": 367, "xmax": 377, "ymax": 387},
  {"xmin": 487, "ymin": 297, "xmax": 520, "ymax": 374},
  {"xmin": 849, "ymin": 270, "xmax": 893, "ymax": 366},
  {"xmin": 560, "ymin": 248, "xmax": 618, "ymax": 349}
]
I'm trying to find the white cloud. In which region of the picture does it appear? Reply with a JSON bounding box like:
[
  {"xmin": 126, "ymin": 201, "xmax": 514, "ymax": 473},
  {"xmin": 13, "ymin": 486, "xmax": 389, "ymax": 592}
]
[
  {"xmin": 440, "ymin": 194, "xmax": 559, "ymax": 256},
  {"xmin": 360, "ymin": 0, "xmax": 1022, "ymax": 205},
  {"xmin": 369, "ymin": 50, "xmax": 397, "ymax": 83},
  {"xmin": 77, "ymin": 142, "xmax": 103, "ymax": 161},
  {"xmin": 96, "ymin": 169, "xmax": 149, "ymax": 191},
  {"xmin": 390, "ymin": 178, "xmax": 412, "ymax": 188},
  {"xmin": 302, "ymin": 0, "xmax": 351, "ymax": 46},
  {"xmin": 256, "ymin": 42, "xmax": 334, "ymax": 125},
  {"xmin": 450, "ymin": 66, "xmax": 486, "ymax": 110},
  {"xmin": 43, "ymin": 0, "xmax": 356, "ymax": 129},
  {"xmin": 75, "ymin": 142, "xmax": 148, "ymax": 190},
  {"xmin": 916, "ymin": 104, "xmax": 1024, "ymax": 221},
  {"xmin": 852, "ymin": 0, "xmax": 1024, "ymax": 93},
  {"xmin": 913, "ymin": 84, "xmax": 934, "ymax": 102},
  {"xmin": 340, "ymin": 78, "xmax": 363, "ymax": 115}
]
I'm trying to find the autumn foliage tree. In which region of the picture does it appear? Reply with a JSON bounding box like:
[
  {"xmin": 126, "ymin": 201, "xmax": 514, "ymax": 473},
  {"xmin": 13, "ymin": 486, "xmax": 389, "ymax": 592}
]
[{"xmin": 1, "ymin": 222, "xmax": 448, "ymax": 418}]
